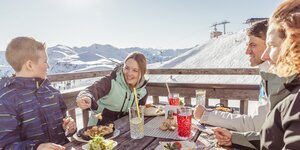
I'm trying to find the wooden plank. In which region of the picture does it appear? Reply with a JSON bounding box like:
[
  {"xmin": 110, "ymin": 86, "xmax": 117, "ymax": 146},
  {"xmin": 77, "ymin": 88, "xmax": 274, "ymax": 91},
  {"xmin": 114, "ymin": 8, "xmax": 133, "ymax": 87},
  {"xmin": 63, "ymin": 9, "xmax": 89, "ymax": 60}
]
[
  {"xmin": 82, "ymin": 109, "xmax": 89, "ymax": 128},
  {"xmin": 240, "ymin": 100, "xmax": 249, "ymax": 114},
  {"xmin": 113, "ymin": 116, "xmax": 157, "ymax": 150},
  {"xmin": 147, "ymin": 68, "xmax": 259, "ymax": 75},
  {"xmin": 184, "ymin": 97, "xmax": 192, "ymax": 106},
  {"xmin": 220, "ymin": 99, "xmax": 228, "ymax": 107},
  {"xmin": 61, "ymin": 89, "xmax": 82, "ymax": 110},
  {"xmin": 68, "ymin": 109, "xmax": 76, "ymax": 123},
  {"xmin": 152, "ymin": 96, "xmax": 160, "ymax": 104},
  {"xmin": 48, "ymin": 70, "xmax": 111, "ymax": 82},
  {"xmin": 148, "ymin": 82, "xmax": 259, "ymax": 90},
  {"xmin": 147, "ymin": 86, "xmax": 259, "ymax": 101},
  {"xmin": 48, "ymin": 68, "xmax": 259, "ymax": 82},
  {"xmin": 205, "ymin": 97, "xmax": 209, "ymax": 107}
]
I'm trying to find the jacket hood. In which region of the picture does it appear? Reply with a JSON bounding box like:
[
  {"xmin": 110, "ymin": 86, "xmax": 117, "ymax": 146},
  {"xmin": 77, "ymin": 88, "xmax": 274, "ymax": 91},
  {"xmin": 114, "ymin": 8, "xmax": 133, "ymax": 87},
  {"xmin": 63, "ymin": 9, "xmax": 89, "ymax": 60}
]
[
  {"xmin": 112, "ymin": 64, "xmax": 147, "ymax": 91},
  {"xmin": 0, "ymin": 76, "xmax": 50, "ymax": 91},
  {"xmin": 0, "ymin": 77, "xmax": 11, "ymax": 91}
]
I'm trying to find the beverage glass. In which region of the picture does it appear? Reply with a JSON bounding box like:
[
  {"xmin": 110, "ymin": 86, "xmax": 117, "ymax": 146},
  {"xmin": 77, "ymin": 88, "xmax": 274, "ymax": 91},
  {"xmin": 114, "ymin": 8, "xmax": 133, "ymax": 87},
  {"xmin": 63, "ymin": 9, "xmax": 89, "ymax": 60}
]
[
  {"xmin": 168, "ymin": 93, "xmax": 180, "ymax": 106},
  {"xmin": 129, "ymin": 106, "xmax": 144, "ymax": 139},
  {"xmin": 177, "ymin": 107, "xmax": 192, "ymax": 140},
  {"xmin": 195, "ymin": 89, "xmax": 206, "ymax": 106}
]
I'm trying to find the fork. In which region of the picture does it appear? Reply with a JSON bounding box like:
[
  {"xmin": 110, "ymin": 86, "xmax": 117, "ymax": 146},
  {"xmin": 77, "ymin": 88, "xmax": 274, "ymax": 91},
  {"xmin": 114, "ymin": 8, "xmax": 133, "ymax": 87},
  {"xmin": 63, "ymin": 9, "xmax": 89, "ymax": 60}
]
[
  {"xmin": 89, "ymin": 107, "xmax": 98, "ymax": 115},
  {"xmin": 65, "ymin": 115, "xmax": 71, "ymax": 136}
]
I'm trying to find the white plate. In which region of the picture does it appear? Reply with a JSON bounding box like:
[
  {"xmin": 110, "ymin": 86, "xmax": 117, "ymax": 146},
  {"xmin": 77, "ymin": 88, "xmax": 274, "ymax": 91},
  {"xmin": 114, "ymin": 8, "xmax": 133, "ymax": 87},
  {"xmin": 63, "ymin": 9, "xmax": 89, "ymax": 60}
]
[
  {"xmin": 73, "ymin": 129, "xmax": 120, "ymax": 143},
  {"xmin": 81, "ymin": 141, "xmax": 118, "ymax": 150},
  {"xmin": 156, "ymin": 141, "xmax": 197, "ymax": 150},
  {"xmin": 144, "ymin": 106, "xmax": 165, "ymax": 116}
]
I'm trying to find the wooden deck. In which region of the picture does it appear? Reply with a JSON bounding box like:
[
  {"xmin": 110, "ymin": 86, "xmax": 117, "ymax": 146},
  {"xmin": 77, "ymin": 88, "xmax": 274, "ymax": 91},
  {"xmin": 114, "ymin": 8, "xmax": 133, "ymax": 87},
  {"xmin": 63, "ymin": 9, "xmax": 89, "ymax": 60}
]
[{"xmin": 48, "ymin": 68, "xmax": 260, "ymax": 128}]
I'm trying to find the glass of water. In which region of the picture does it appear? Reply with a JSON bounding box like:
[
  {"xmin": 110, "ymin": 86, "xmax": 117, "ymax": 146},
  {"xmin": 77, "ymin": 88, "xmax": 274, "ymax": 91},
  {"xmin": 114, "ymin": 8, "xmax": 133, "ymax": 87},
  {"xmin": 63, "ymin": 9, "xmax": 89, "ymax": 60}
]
[
  {"xmin": 195, "ymin": 89, "xmax": 206, "ymax": 106},
  {"xmin": 129, "ymin": 106, "xmax": 144, "ymax": 139}
]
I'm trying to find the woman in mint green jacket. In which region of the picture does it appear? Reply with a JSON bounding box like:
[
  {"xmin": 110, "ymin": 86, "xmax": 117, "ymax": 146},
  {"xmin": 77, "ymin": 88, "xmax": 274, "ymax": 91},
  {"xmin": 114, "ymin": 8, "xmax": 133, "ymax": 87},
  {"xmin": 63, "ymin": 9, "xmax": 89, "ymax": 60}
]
[{"xmin": 76, "ymin": 52, "xmax": 148, "ymax": 125}]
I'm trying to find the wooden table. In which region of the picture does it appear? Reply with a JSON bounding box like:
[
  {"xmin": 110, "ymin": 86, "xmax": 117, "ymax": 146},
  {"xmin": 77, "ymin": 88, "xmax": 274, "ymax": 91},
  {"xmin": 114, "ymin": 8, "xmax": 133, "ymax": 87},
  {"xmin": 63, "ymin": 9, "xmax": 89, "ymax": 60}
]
[{"xmin": 64, "ymin": 115, "xmax": 204, "ymax": 150}]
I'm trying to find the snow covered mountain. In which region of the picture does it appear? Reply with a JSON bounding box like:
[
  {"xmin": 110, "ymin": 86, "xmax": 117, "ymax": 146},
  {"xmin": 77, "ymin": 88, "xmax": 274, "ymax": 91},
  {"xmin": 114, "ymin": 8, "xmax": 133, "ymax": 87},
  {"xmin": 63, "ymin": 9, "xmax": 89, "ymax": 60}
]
[
  {"xmin": 0, "ymin": 30, "xmax": 262, "ymax": 85},
  {"xmin": 148, "ymin": 30, "xmax": 261, "ymax": 84},
  {"xmin": 0, "ymin": 44, "xmax": 190, "ymax": 76}
]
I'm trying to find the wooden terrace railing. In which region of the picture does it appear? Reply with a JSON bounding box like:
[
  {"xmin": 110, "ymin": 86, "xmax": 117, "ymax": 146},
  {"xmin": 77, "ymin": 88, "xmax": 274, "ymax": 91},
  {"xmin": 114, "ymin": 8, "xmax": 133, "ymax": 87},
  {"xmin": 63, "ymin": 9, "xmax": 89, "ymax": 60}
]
[{"xmin": 48, "ymin": 68, "xmax": 260, "ymax": 128}]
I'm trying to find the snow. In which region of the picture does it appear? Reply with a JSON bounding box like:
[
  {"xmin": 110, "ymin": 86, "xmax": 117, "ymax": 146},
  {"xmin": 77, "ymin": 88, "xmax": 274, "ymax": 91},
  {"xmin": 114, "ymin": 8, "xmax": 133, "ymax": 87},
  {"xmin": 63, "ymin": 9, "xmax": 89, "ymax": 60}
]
[
  {"xmin": 149, "ymin": 30, "xmax": 260, "ymax": 85},
  {"xmin": 0, "ymin": 30, "xmax": 261, "ymax": 128}
]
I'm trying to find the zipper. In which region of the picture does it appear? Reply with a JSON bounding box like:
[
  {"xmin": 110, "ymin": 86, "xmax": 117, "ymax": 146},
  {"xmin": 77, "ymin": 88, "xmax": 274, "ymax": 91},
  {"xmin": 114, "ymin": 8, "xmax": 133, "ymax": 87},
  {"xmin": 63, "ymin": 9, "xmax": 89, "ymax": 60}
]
[
  {"xmin": 265, "ymin": 80, "xmax": 269, "ymax": 96},
  {"xmin": 118, "ymin": 92, "xmax": 127, "ymax": 118}
]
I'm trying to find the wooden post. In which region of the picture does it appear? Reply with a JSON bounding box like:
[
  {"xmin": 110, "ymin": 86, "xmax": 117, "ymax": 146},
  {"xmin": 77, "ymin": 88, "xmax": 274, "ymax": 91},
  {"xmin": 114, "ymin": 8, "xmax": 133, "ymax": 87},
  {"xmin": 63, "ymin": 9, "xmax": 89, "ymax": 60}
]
[
  {"xmin": 152, "ymin": 96, "xmax": 159, "ymax": 104},
  {"xmin": 205, "ymin": 97, "xmax": 209, "ymax": 107},
  {"xmin": 220, "ymin": 99, "xmax": 228, "ymax": 107},
  {"xmin": 184, "ymin": 97, "xmax": 192, "ymax": 106},
  {"xmin": 82, "ymin": 109, "xmax": 89, "ymax": 128},
  {"xmin": 68, "ymin": 109, "xmax": 76, "ymax": 123},
  {"xmin": 240, "ymin": 100, "xmax": 248, "ymax": 114}
]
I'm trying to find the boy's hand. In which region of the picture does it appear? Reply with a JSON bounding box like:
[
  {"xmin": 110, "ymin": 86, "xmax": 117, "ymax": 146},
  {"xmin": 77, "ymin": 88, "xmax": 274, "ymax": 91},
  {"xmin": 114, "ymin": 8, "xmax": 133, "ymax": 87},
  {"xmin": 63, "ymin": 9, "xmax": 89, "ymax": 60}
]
[
  {"xmin": 212, "ymin": 127, "xmax": 232, "ymax": 146},
  {"xmin": 76, "ymin": 96, "xmax": 91, "ymax": 109},
  {"xmin": 194, "ymin": 105, "xmax": 206, "ymax": 120},
  {"xmin": 37, "ymin": 143, "xmax": 65, "ymax": 150},
  {"xmin": 63, "ymin": 117, "xmax": 77, "ymax": 135}
]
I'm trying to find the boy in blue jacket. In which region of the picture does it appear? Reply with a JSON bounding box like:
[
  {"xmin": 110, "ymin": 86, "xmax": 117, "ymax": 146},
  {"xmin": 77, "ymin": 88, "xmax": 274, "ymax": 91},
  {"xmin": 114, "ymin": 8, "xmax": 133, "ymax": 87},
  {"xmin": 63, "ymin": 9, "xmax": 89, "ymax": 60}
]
[{"xmin": 0, "ymin": 37, "xmax": 76, "ymax": 150}]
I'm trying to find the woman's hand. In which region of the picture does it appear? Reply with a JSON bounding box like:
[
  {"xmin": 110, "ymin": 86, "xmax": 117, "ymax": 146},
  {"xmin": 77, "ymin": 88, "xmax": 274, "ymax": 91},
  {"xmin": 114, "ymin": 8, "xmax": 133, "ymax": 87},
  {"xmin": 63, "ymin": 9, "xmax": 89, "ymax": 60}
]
[
  {"xmin": 37, "ymin": 143, "xmax": 65, "ymax": 150},
  {"xmin": 63, "ymin": 117, "xmax": 77, "ymax": 135},
  {"xmin": 76, "ymin": 96, "xmax": 91, "ymax": 109},
  {"xmin": 212, "ymin": 127, "xmax": 232, "ymax": 146},
  {"xmin": 194, "ymin": 105, "xmax": 206, "ymax": 120}
]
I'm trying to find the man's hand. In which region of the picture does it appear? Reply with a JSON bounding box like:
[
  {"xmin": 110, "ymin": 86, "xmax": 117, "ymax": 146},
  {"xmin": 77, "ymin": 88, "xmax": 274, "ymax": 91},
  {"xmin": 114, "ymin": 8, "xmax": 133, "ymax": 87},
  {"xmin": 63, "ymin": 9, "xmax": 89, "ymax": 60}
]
[
  {"xmin": 212, "ymin": 127, "xmax": 232, "ymax": 146},
  {"xmin": 194, "ymin": 105, "xmax": 206, "ymax": 120},
  {"xmin": 76, "ymin": 96, "xmax": 91, "ymax": 109},
  {"xmin": 37, "ymin": 143, "xmax": 65, "ymax": 150},
  {"xmin": 62, "ymin": 117, "xmax": 77, "ymax": 135}
]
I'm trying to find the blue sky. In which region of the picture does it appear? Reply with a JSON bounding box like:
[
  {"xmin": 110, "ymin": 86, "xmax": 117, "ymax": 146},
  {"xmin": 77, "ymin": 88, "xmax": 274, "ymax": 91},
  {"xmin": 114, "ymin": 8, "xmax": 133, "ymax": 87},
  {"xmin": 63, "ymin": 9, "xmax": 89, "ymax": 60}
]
[{"xmin": 0, "ymin": 0, "xmax": 282, "ymax": 50}]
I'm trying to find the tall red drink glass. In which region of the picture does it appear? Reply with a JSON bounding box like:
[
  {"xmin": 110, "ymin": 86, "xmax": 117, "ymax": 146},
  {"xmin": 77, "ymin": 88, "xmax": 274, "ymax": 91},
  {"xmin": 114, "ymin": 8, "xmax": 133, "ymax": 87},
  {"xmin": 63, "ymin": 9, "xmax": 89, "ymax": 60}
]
[{"xmin": 177, "ymin": 107, "xmax": 192, "ymax": 139}]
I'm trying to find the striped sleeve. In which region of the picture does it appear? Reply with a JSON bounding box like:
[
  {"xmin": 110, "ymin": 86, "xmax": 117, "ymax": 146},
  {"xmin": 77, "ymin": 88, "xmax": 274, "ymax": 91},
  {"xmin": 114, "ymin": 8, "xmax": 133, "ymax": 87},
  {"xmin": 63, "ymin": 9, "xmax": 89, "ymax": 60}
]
[{"xmin": 0, "ymin": 100, "xmax": 36, "ymax": 150}]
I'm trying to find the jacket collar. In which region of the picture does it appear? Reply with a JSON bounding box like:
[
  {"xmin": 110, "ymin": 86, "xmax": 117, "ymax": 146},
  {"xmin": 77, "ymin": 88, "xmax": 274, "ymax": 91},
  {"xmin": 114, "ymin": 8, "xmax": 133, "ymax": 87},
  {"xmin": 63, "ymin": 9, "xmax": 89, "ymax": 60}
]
[
  {"xmin": 113, "ymin": 64, "xmax": 147, "ymax": 91},
  {"xmin": 0, "ymin": 76, "xmax": 49, "ymax": 91},
  {"xmin": 260, "ymin": 72, "xmax": 299, "ymax": 109}
]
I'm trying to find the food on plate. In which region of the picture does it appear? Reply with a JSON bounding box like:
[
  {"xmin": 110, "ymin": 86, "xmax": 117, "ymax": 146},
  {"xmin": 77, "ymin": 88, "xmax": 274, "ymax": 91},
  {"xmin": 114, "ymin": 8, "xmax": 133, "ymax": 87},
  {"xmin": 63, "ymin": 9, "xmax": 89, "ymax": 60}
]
[
  {"xmin": 159, "ymin": 116, "xmax": 177, "ymax": 131},
  {"xmin": 160, "ymin": 141, "xmax": 196, "ymax": 150},
  {"xmin": 210, "ymin": 103, "xmax": 234, "ymax": 113},
  {"xmin": 163, "ymin": 141, "xmax": 182, "ymax": 150},
  {"xmin": 95, "ymin": 113, "xmax": 103, "ymax": 120},
  {"xmin": 88, "ymin": 135, "xmax": 116, "ymax": 150},
  {"xmin": 144, "ymin": 104, "xmax": 164, "ymax": 116},
  {"xmin": 145, "ymin": 103, "xmax": 153, "ymax": 108},
  {"xmin": 84, "ymin": 123, "xmax": 114, "ymax": 138},
  {"xmin": 214, "ymin": 106, "xmax": 233, "ymax": 113}
]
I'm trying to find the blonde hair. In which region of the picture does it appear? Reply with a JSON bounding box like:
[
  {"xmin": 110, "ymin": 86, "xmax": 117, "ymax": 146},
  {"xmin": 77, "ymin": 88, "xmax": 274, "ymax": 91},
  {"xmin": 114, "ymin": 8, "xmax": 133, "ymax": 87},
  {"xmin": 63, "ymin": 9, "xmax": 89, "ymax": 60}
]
[
  {"xmin": 269, "ymin": 0, "xmax": 300, "ymax": 77},
  {"xmin": 124, "ymin": 51, "xmax": 147, "ymax": 77},
  {"xmin": 5, "ymin": 37, "xmax": 46, "ymax": 72}
]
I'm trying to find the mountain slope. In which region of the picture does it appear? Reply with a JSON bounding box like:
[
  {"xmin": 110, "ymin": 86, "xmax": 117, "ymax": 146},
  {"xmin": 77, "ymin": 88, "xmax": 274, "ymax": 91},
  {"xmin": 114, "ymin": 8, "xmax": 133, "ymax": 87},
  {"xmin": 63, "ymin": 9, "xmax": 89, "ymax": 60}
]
[
  {"xmin": 148, "ymin": 31, "xmax": 261, "ymax": 84},
  {"xmin": 0, "ymin": 44, "xmax": 190, "ymax": 76}
]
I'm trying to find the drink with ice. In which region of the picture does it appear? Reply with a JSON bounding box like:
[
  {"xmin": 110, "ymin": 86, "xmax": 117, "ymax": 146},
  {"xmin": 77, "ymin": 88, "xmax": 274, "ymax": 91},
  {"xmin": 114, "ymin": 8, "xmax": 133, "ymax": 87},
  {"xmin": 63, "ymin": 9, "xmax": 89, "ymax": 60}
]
[
  {"xmin": 129, "ymin": 106, "xmax": 144, "ymax": 139},
  {"xmin": 195, "ymin": 89, "xmax": 206, "ymax": 106},
  {"xmin": 130, "ymin": 117, "xmax": 144, "ymax": 139},
  {"xmin": 177, "ymin": 107, "xmax": 192, "ymax": 139},
  {"xmin": 168, "ymin": 93, "xmax": 180, "ymax": 106}
]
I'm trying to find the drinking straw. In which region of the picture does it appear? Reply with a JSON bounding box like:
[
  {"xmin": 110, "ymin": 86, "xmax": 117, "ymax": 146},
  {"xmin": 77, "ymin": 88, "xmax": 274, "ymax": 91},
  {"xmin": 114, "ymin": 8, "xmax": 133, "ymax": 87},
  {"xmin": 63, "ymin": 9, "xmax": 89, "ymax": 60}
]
[
  {"xmin": 166, "ymin": 83, "xmax": 171, "ymax": 97},
  {"xmin": 133, "ymin": 88, "xmax": 143, "ymax": 132},
  {"xmin": 133, "ymin": 87, "xmax": 140, "ymax": 118}
]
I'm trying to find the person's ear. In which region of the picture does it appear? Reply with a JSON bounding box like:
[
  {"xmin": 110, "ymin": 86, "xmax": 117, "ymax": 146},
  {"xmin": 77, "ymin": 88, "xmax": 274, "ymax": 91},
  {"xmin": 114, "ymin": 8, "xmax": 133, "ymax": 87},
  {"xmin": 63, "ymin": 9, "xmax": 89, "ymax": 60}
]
[{"xmin": 24, "ymin": 60, "xmax": 34, "ymax": 71}]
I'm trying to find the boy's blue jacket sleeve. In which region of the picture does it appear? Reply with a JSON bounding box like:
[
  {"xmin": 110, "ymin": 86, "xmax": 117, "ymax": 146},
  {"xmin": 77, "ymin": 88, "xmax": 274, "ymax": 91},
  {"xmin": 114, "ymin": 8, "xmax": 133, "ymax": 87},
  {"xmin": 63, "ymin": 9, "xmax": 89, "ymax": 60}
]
[{"xmin": 0, "ymin": 99, "xmax": 38, "ymax": 149}]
